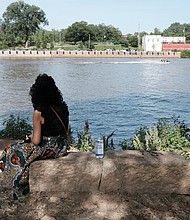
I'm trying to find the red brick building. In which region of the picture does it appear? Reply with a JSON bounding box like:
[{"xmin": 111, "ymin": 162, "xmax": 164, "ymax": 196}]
[{"xmin": 162, "ymin": 43, "xmax": 190, "ymax": 51}]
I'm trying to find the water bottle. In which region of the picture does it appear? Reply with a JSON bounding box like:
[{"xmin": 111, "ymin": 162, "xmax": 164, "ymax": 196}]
[{"xmin": 95, "ymin": 137, "xmax": 104, "ymax": 158}]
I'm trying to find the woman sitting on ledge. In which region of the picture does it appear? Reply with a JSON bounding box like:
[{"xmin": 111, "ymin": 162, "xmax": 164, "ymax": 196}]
[{"xmin": 0, "ymin": 74, "xmax": 69, "ymax": 200}]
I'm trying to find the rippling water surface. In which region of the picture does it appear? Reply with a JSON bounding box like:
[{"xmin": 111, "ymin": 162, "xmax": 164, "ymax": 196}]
[{"xmin": 0, "ymin": 58, "xmax": 190, "ymax": 145}]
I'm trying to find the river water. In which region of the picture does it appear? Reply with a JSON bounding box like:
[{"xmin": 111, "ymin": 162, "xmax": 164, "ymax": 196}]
[{"xmin": 0, "ymin": 58, "xmax": 190, "ymax": 145}]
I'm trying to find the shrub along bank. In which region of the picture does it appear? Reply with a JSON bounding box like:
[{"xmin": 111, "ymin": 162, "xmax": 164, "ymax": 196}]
[
  {"xmin": 0, "ymin": 115, "xmax": 190, "ymax": 159},
  {"xmin": 180, "ymin": 50, "xmax": 190, "ymax": 58}
]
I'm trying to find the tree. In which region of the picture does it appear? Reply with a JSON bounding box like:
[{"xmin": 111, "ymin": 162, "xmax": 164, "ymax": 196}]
[
  {"xmin": 128, "ymin": 35, "xmax": 138, "ymax": 48},
  {"xmin": 2, "ymin": 1, "xmax": 48, "ymax": 47},
  {"xmin": 102, "ymin": 25, "xmax": 122, "ymax": 43},
  {"xmin": 93, "ymin": 23, "xmax": 107, "ymax": 41},
  {"xmin": 162, "ymin": 22, "xmax": 190, "ymax": 43},
  {"xmin": 64, "ymin": 21, "xmax": 122, "ymax": 47},
  {"xmin": 152, "ymin": 28, "xmax": 162, "ymax": 35},
  {"xmin": 0, "ymin": 19, "xmax": 6, "ymax": 49},
  {"xmin": 119, "ymin": 38, "xmax": 129, "ymax": 48},
  {"xmin": 65, "ymin": 21, "xmax": 91, "ymax": 44},
  {"xmin": 163, "ymin": 22, "xmax": 184, "ymax": 36},
  {"xmin": 92, "ymin": 23, "xmax": 122, "ymax": 43}
]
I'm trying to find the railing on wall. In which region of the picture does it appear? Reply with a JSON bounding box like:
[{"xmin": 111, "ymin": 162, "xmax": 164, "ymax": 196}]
[{"xmin": 0, "ymin": 50, "xmax": 181, "ymax": 58}]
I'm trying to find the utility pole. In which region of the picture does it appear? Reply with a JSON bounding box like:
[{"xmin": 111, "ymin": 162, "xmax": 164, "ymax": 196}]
[{"xmin": 138, "ymin": 22, "xmax": 141, "ymax": 50}]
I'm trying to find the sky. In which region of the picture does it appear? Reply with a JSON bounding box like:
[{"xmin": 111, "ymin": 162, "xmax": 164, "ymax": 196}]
[{"xmin": 0, "ymin": 0, "xmax": 190, "ymax": 34}]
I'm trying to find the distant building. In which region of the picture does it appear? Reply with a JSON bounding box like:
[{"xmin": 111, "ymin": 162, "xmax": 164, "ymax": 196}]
[
  {"xmin": 142, "ymin": 35, "xmax": 188, "ymax": 52},
  {"xmin": 162, "ymin": 43, "xmax": 190, "ymax": 51},
  {"xmin": 162, "ymin": 36, "xmax": 185, "ymax": 43},
  {"xmin": 142, "ymin": 35, "xmax": 162, "ymax": 52}
]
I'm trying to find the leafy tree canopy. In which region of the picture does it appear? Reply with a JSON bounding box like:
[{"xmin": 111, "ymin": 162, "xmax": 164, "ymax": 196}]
[
  {"xmin": 163, "ymin": 22, "xmax": 185, "ymax": 36},
  {"xmin": 163, "ymin": 22, "xmax": 190, "ymax": 42},
  {"xmin": 2, "ymin": 1, "xmax": 48, "ymax": 47},
  {"xmin": 65, "ymin": 21, "xmax": 90, "ymax": 44},
  {"xmin": 64, "ymin": 21, "xmax": 122, "ymax": 45}
]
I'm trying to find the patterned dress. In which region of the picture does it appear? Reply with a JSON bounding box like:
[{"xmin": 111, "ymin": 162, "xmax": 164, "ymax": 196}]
[{"xmin": 0, "ymin": 103, "xmax": 69, "ymax": 200}]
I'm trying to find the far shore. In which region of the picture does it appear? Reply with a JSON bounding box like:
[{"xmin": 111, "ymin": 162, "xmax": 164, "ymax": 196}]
[{"xmin": 0, "ymin": 50, "xmax": 181, "ymax": 59}]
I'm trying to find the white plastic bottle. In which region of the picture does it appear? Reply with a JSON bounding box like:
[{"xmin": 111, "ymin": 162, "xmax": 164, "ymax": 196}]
[{"xmin": 95, "ymin": 137, "xmax": 104, "ymax": 158}]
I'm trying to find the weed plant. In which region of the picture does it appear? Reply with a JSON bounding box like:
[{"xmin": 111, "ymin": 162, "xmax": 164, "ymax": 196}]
[{"xmin": 77, "ymin": 120, "xmax": 95, "ymax": 152}]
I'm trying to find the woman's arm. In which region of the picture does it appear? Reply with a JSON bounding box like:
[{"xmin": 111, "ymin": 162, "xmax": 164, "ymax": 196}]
[{"xmin": 31, "ymin": 110, "xmax": 43, "ymax": 145}]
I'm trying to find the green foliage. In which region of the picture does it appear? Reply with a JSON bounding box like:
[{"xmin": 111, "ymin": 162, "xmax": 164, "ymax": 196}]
[
  {"xmin": 2, "ymin": 1, "xmax": 48, "ymax": 47},
  {"xmin": 65, "ymin": 21, "xmax": 91, "ymax": 44},
  {"xmin": 153, "ymin": 28, "xmax": 162, "ymax": 35},
  {"xmin": 76, "ymin": 121, "xmax": 116, "ymax": 152},
  {"xmin": 118, "ymin": 139, "xmax": 133, "ymax": 150},
  {"xmin": 50, "ymin": 42, "xmax": 54, "ymax": 50},
  {"xmin": 163, "ymin": 22, "xmax": 190, "ymax": 42},
  {"xmin": 133, "ymin": 126, "xmax": 161, "ymax": 151},
  {"xmin": 181, "ymin": 50, "xmax": 190, "ymax": 58},
  {"xmin": 1, "ymin": 114, "xmax": 190, "ymax": 160},
  {"xmin": 120, "ymin": 38, "xmax": 129, "ymax": 48},
  {"xmin": 77, "ymin": 120, "xmax": 95, "ymax": 152},
  {"xmin": 127, "ymin": 35, "xmax": 138, "ymax": 48},
  {"xmin": 64, "ymin": 21, "xmax": 122, "ymax": 46},
  {"xmin": 0, "ymin": 115, "xmax": 32, "ymax": 139},
  {"xmin": 163, "ymin": 22, "xmax": 184, "ymax": 36},
  {"xmin": 119, "ymin": 116, "xmax": 190, "ymax": 159}
]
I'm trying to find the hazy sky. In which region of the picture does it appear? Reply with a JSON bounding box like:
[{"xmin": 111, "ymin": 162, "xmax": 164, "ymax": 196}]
[{"xmin": 0, "ymin": 0, "xmax": 189, "ymax": 34}]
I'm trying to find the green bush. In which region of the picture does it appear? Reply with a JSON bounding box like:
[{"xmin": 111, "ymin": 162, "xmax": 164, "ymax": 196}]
[
  {"xmin": 119, "ymin": 116, "xmax": 190, "ymax": 159},
  {"xmin": 181, "ymin": 50, "xmax": 190, "ymax": 58},
  {"xmin": 1, "ymin": 114, "xmax": 190, "ymax": 159},
  {"xmin": 0, "ymin": 114, "xmax": 32, "ymax": 139}
]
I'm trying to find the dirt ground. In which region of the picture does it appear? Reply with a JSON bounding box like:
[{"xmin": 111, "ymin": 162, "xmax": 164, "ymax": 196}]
[
  {"xmin": 0, "ymin": 186, "xmax": 190, "ymax": 220},
  {"xmin": 0, "ymin": 139, "xmax": 190, "ymax": 220}
]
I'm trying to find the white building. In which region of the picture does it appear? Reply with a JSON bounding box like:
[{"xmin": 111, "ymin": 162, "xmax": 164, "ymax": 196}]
[
  {"xmin": 142, "ymin": 35, "xmax": 162, "ymax": 52},
  {"xmin": 142, "ymin": 35, "xmax": 186, "ymax": 52}
]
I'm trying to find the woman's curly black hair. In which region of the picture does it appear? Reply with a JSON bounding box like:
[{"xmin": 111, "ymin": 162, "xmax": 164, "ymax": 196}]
[{"xmin": 29, "ymin": 74, "xmax": 63, "ymax": 108}]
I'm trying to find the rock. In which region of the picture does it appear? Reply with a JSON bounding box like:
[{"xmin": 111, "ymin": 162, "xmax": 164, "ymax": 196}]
[{"xmin": 29, "ymin": 150, "xmax": 190, "ymax": 195}]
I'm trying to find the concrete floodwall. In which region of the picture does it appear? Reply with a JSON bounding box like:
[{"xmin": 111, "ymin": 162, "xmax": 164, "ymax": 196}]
[
  {"xmin": 0, "ymin": 50, "xmax": 181, "ymax": 59},
  {"xmin": 30, "ymin": 150, "xmax": 190, "ymax": 195}
]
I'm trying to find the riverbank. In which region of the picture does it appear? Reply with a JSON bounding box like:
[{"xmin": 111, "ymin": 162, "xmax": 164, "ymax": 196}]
[{"xmin": 0, "ymin": 49, "xmax": 181, "ymax": 59}]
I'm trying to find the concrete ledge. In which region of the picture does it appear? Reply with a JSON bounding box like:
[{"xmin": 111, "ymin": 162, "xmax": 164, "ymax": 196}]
[
  {"xmin": 30, "ymin": 150, "xmax": 190, "ymax": 195},
  {"xmin": 0, "ymin": 50, "xmax": 181, "ymax": 58}
]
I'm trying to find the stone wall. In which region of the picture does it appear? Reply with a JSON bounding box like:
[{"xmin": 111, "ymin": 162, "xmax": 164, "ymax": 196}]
[
  {"xmin": 30, "ymin": 150, "xmax": 190, "ymax": 195},
  {"xmin": 0, "ymin": 50, "xmax": 181, "ymax": 58}
]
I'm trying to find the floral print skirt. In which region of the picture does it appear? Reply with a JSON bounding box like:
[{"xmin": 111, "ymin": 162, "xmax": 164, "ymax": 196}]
[{"xmin": 0, "ymin": 136, "xmax": 67, "ymax": 200}]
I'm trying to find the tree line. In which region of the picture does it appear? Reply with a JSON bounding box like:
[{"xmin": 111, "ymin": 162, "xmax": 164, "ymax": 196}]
[{"xmin": 0, "ymin": 1, "xmax": 190, "ymax": 50}]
